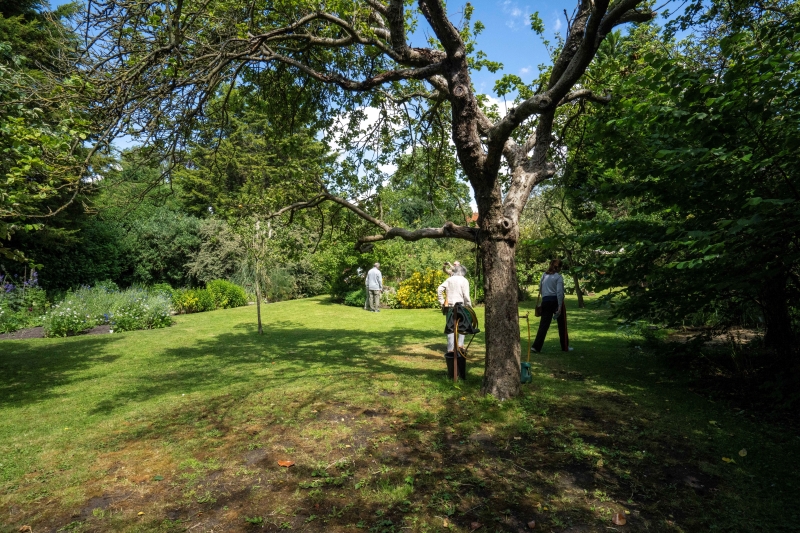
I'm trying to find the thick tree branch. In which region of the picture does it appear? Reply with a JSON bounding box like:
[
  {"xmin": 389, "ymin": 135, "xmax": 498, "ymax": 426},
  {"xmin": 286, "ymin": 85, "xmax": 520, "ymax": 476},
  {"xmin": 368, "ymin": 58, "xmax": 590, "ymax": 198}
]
[
  {"xmin": 418, "ymin": 0, "xmax": 464, "ymax": 58},
  {"xmin": 357, "ymin": 222, "xmax": 478, "ymax": 251},
  {"xmin": 321, "ymin": 191, "xmax": 391, "ymax": 231},
  {"xmin": 486, "ymin": 0, "xmax": 652, "ymax": 153},
  {"xmin": 261, "ymin": 194, "xmax": 328, "ymax": 220},
  {"xmin": 257, "ymin": 47, "xmax": 446, "ymax": 91},
  {"xmin": 558, "ymin": 89, "xmax": 611, "ymax": 106},
  {"xmin": 263, "ymin": 188, "xmax": 477, "ymax": 252}
]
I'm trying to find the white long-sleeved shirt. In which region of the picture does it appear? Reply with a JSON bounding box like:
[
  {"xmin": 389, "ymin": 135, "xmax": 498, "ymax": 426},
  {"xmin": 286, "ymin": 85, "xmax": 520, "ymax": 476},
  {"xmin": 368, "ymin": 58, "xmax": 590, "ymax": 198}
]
[
  {"xmin": 366, "ymin": 267, "xmax": 383, "ymax": 290},
  {"xmin": 437, "ymin": 275, "xmax": 472, "ymax": 307},
  {"xmin": 540, "ymin": 272, "xmax": 564, "ymax": 310}
]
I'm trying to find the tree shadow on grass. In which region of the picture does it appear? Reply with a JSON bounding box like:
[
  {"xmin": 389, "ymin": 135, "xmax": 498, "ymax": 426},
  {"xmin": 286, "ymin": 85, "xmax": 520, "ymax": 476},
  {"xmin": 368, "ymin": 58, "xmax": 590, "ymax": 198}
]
[
  {"xmin": 68, "ymin": 320, "xmax": 720, "ymax": 531},
  {"xmin": 85, "ymin": 322, "xmax": 481, "ymax": 416},
  {"xmin": 0, "ymin": 336, "xmax": 122, "ymax": 408},
  {"xmin": 7, "ymin": 299, "xmax": 795, "ymax": 532},
  {"xmin": 72, "ymin": 331, "xmax": 715, "ymax": 532}
]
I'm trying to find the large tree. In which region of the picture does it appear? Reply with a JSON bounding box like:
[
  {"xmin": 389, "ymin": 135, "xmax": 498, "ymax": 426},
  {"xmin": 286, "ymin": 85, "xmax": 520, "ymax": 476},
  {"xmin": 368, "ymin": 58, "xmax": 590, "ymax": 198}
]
[
  {"xmin": 562, "ymin": 2, "xmax": 800, "ymax": 367},
  {"xmin": 0, "ymin": 1, "xmax": 92, "ymax": 261},
  {"xmin": 82, "ymin": 0, "xmax": 654, "ymax": 399}
]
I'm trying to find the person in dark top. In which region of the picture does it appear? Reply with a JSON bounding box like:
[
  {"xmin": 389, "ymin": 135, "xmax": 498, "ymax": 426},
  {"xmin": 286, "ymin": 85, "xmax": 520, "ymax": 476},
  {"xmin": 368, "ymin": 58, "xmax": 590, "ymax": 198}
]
[{"xmin": 532, "ymin": 259, "xmax": 572, "ymax": 353}]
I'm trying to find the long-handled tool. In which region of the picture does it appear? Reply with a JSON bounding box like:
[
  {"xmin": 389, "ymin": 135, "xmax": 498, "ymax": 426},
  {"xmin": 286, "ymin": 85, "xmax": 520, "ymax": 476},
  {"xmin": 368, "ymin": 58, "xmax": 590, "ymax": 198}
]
[
  {"xmin": 520, "ymin": 312, "xmax": 532, "ymax": 383},
  {"xmin": 453, "ymin": 315, "xmax": 459, "ymax": 383}
]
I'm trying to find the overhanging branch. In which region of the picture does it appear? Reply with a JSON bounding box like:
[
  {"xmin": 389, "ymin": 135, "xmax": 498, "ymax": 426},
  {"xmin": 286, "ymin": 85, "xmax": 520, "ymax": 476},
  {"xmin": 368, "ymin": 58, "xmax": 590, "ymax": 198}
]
[
  {"xmin": 357, "ymin": 222, "xmax": 478, "ymax": 252},
  {"xmin": 258, "ymin": 187, "xmax": 478, "ymax": 252}
]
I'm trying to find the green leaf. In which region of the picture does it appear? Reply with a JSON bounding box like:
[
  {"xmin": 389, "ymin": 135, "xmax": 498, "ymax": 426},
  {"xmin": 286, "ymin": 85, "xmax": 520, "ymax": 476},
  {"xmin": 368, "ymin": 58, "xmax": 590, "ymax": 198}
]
[{"xmin": 529, "ymin": 12, "xmax": 545, "ymax": 35}]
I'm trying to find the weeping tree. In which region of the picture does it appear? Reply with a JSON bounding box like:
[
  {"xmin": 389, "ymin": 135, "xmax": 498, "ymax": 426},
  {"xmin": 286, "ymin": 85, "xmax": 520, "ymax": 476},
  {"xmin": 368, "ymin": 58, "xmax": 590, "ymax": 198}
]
[{"xmin": 81, "ymin": 0, "xmax": 654, "ymax": 399}]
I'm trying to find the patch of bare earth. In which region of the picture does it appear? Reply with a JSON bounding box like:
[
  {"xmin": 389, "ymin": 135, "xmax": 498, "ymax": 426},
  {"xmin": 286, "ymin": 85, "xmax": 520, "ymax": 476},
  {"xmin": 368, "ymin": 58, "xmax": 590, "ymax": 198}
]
[{"xmin": 0, "ymin": 324, "xmax": 113, "ymax": 341}]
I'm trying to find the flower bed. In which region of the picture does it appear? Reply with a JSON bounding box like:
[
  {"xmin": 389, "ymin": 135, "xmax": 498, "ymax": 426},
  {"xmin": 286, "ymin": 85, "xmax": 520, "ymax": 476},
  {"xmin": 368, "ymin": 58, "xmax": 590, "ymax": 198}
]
[
  {"xmin": 42, "ymin": 286, "xmax": 172, "ymax": 337},
  {"xmin": 0, "ymin": 272, "xmax": 48, "ymax": 333}
]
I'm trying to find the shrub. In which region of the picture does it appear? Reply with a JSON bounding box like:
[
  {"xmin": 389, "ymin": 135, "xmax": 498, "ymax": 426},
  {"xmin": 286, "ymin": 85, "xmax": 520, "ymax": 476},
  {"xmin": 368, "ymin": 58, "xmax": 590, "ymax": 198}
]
[
  {"xmin": 94, "ymin": 279, "xmax": 120, "ymax": 292},
  {"xmin": 381, "ymin": 286, "xmax": 400, "ymax": 309},
  {"xmin": 193, "ymin": 288, "xmax": 216, "ymax": 312},
  {"xmin": 150, "ymin": 283, "xmax": 175, "ymax": 298},
  {"xmin": 185, "ymin": 219, "xmax": 245, "ymax": 284},
  {"xmin": 288, "ymin": 259, "xmax": 326, "ymax": 298},
  {"xmin": 206, "ymin": 280, "xmax": 247, "ymax": 309},
  {"xmin": 396, "ymin": 269, "xmax": 447, "ymax": 309},
  {"xmin": 343, "ymin": 288, "xmax": 367, "ymax": 307},
  {"xmin": 172, "ymin": 288, "xmax": 215, "ymax": 314},
  {"xmin": 123, "ymin": 207, "xmax": 202, "ymax": 287},
  {"xmin": 11, "ymin": 217, "xmax": 130, "ymax": 291},
  {"xmin": 42, "ymin": 302, "xmax": 97, "ymax": 336},
  {"xmin": 42, "ymin": 286, "xmax": 172, "ymax": 337},
  {"xmin": 263, "ymin": 268, "xmax": 295, "ymax": 302},
  {"xmin": 0, "ymin": 308, "xmax": 32, "ymax": 334},
  {"xmin": 171, "ymin": 288, "xmax": 197, "ymax": 314}
]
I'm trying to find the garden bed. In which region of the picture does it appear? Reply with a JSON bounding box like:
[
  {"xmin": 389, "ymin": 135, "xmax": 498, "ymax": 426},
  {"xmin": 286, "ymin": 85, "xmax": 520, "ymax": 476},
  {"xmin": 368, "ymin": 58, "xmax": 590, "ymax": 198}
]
[{"xmin": 0, "ymin": 324, "xmax": 112, "ymax": 341}]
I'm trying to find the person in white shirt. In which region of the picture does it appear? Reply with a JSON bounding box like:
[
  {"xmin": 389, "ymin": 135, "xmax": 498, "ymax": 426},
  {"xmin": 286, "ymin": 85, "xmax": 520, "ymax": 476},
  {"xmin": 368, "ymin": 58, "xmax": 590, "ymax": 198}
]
[
  {"xmin": 532, "ymin": 259, "xmax": 571, "ymax": 352},
  {"xmin": 437, "ymin": 265, "xmax": 472, "ymax": 353},
  {"xmin": 365, "ymin": 263, "xmax": 383, "ymax": 312}
]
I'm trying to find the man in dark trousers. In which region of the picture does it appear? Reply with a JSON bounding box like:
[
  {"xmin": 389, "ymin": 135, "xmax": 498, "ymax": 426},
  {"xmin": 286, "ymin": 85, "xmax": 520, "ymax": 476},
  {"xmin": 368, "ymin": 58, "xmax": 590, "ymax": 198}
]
[{"xmin": 532, "ymin": 259, "xmax": 573, "ymax": 353}]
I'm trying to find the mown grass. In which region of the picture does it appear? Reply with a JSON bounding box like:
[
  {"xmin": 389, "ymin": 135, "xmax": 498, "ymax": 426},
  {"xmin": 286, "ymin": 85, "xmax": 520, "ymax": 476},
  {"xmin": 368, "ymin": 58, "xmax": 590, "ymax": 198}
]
[{"xmin": 1, "ymin": 295, "xmax": 798, "ymax": 532}]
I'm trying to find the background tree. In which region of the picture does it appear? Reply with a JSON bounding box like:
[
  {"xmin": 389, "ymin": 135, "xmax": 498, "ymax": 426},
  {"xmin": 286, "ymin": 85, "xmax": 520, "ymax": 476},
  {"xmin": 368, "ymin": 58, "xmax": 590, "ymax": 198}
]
[
  {"xmin": 0, "ymin": 1, "xmax": 94, "ymax": 261},
  {"xmin": 564, "ymin": 2, "xmax": 800, "ymax": 368}
]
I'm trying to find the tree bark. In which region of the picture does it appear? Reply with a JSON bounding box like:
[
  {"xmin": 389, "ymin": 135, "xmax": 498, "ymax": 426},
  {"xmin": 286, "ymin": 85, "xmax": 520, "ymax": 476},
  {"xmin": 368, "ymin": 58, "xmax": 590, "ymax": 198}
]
[
  {"xmin": 572, "ymin": 272, "xmax": 585, "ymax": 308},
  {"xmin": 759, "ymin": 273, "xmax": 794, "ymax": 360},
  {"xmin": 565, "ymin": 250, "xmax": 585, "ymax": 308},
  {"xmin": 255, "ymin": 279, "xmax": 263, "ymax": 335},
  {"xmin": 480, "ymin": 235, "xmax": 521, "ymax": 399}
]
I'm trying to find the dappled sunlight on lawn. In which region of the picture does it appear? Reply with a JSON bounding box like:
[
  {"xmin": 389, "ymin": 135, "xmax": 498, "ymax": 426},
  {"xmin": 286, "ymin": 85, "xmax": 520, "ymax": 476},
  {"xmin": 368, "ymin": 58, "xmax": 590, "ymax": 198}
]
[{"xmin": 1, "ymin": 296, "xmax": 798, "ymax": 532}]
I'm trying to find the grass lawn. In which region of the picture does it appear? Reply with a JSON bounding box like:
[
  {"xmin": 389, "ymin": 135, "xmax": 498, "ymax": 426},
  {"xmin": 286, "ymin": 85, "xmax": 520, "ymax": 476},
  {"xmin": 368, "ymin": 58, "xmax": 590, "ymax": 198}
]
[{"xmin": 1, "ymin": 295, "xmax": 798, "ymax": 532}]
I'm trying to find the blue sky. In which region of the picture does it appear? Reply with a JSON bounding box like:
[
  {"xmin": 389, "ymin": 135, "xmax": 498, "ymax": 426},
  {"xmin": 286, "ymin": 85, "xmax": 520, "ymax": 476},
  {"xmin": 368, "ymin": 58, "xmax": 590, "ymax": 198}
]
[{"xmin": 438, "ymin": 0, "xmax": 579, "ymax": 96}]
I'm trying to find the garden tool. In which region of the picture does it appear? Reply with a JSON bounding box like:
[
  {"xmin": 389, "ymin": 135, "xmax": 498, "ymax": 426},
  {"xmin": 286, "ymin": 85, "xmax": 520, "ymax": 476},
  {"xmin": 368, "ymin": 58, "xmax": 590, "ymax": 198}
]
[
  {"xmin": 520, "ymin": 312, "xmax": 532, "ymax": 384},
  {"xmin": 454, "ymin": 315, "xmax": 459, "ymax": 383}
]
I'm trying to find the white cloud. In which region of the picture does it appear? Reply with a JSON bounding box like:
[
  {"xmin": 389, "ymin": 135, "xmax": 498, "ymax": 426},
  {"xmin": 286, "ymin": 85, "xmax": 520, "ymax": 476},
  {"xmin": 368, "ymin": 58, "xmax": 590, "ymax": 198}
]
[
  {"xmin": 553, "ymin": 17, "xmax": 562, "ymax": 33},
  {"xmin": 379, "ymin": 162, "xmax": 398, "ymax": 175},
  {"xmin": 480, "ymin": 94, "xmax": 510, "ymax": 117},
  {"xmin": 500, "ymin": 0, "xmax": 531, "ymax": 30},
  {"xmin": 520, "ymin": 66, "xmax": 531, "ymax": 75}
]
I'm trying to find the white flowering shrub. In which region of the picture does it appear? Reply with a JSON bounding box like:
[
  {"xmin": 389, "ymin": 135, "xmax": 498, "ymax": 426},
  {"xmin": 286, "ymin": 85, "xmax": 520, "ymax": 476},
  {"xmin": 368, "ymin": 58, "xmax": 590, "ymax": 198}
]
[{"xmin": 43, "ymin": 286, "xmax": 172, "ymax": 337}]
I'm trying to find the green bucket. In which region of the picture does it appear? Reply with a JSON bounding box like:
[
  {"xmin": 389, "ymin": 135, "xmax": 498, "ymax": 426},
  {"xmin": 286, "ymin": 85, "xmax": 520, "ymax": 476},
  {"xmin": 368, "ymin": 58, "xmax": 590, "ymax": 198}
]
[{"xmin": 520, "ymin": 362, "xmax": 532, "ymax": 383}]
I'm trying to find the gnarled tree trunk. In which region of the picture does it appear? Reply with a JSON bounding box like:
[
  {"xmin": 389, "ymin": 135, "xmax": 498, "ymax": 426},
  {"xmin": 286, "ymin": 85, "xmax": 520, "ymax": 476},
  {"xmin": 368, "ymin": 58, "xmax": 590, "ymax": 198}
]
[{"xmin": 480, "ymin": 232, "xmax": 522, "ymax": 398}]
